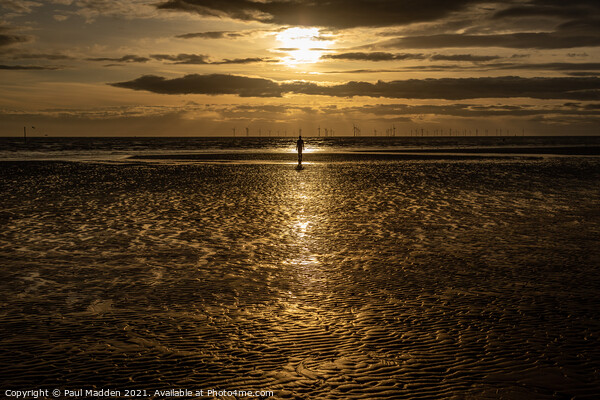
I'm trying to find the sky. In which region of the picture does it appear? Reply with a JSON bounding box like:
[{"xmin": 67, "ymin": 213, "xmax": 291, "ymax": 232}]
[{"xmin": 1, "ymin": 0, "xmax": 599, "ymax": 136}]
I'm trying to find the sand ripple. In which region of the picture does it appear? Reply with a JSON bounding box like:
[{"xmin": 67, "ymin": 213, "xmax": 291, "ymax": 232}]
[{"xmin": 1, "ymin": 159, "xmax": 599, "ymax": 398}]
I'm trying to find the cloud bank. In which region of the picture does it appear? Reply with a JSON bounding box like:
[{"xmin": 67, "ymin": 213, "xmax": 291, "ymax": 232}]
[
  {"xmin": 112, "ymin": 74, "xmax": 284, "ymax": 97},
  {"xmin": 156, "ymin": 0, "xmax": 481, "ymax": 29},
  {"xmin": 0, "ymin": 33, "xmax": 30, "ymax": 47},
  {"xmin": 377, "ymin": 32, "xmax": 600, "ymax": 50},
  {"xmin": 112, "ymin": 74, "xmax": 600, "ymax": 100}
]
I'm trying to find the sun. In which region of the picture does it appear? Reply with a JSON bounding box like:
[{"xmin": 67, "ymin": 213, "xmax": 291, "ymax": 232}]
[{"xmin": 275, "ymin": 27, "xmax": 333, "ymax": 66}]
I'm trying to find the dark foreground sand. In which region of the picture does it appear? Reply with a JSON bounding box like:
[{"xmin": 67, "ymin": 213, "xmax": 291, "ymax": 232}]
[{"xmin": 1, "ymin": 158, "xmax": 599, "ymax": 399}]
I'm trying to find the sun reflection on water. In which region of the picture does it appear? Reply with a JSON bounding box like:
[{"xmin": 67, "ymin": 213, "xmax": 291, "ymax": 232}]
[
  {"xmin": 294, "ymin": 220, "xmax": 310, "ymax": 237},
  {"xmin": 284, "ymin": 171, "xmax": 324, "ymax": 286}
]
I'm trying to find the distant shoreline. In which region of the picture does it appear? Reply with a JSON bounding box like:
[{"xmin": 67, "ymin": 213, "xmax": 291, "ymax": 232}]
[
  {"xmin": 1, "ymin": 137, "xmax": 599, "ymax": 163},
  {"xmin": 352, "ymin": 145, "xmax": 600, "ymax": 155},
  {"xmin": 127, "ymin": 145, "xmax": 600, "ymax": 162}
]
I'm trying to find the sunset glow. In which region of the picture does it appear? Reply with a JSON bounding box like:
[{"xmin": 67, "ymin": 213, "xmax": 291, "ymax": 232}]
[
  {"xmin": 0, "ymin": 1, "xmax": 598, "ymax": 136},
  {"xmin": 276, "ymin": 27, "xmax": 333, "ymax": 66}
]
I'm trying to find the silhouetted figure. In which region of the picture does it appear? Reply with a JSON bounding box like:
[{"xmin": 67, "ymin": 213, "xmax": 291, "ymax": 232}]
[{"xmin": 296, "ymin": 135, "xmax": 304, "ymax": 165}]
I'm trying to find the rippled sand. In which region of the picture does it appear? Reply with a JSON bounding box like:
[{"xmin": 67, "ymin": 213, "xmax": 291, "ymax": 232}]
[{"xmin": 1, "ymin": 158, "xmax": 599, "ymax": 399}]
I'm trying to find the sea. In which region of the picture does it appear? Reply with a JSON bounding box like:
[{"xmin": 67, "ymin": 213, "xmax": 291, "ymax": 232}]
[
  {"xmin": 1, "ymin": 136, "xmax": 599, "ymax": 399},
  {"xmin": 0, "ymin": 135, "xmax": 599, "ymax": 162}
]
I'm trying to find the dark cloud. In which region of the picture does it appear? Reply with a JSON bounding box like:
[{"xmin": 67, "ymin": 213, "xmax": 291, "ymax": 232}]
[
  {"xmin": 213, "ymin": 57, "xmax": 277, "ymax": 64},
  {"xmin": 10, "ymin": 53, "xmax": 75, "ymax": 60},
  {"xmin": 322, "ymin": 52, "xmax": 426, "ymax": 61},
  {"xmin": 0, "ymin": 33, "xmax": 30, "ymax": 47},
  {"xmin": 397, "ymin": 64, "xmax": 479, "ymax": 72},
  {"xmin": 493, "ymin": 62, "xmax": 600, "ymax": 71},
  {"xmin": 150, "ymin": 54, "xmax": 275, "ymax": 64},
  {"xmin": 430, "ymin": 54, "xmax": 501, "ymax": 62},
  {"xmin": 566, "ymin": 72, "xmax": 599, "ymax": 76},
  {"xmin": 377, "ymin": 32, "xmax": 600, "ymax": 49},
  {"xmin": 87, "ymin": 55, "xmax": 150, "ymax": 63},
  {"xmin": 112, "ymin": 73, "xmax": 600, "ymax": 101},
  {"xmin": 176, "ymin": 31, "xmax": 245, "ymax": 39},
  {"xmin": 396, "ymin": 62, "xmax": 600, "ymax": 73},
  {"xmin": 295, "ymin": 76, "xmax": 600, "ymax": 100},
  {"xmin": 365, "ymin": 4, "xmax": 599, "ymax": 49},
  {"xmin": 530, "ymin": 0, "xmax": 600, "ymax": 9},
  {"xmin": 492, "ymin": 1, "xmax": 600, "ymax": 21},
  {"xmin": 322, "ymin": 52, "xmax": 501, "ymax": 63},
  {"xmin": 493, "ymin": 6, "xmax": 591, "ymax": 20},
  {"xmin": 0, "ymin": 64, "xmax": 62, "ymax": 70},
  {"xmin": 391, "ymin": 62, "xmax": 600, "ymax": 73},
  {"xmin": 0, "ymin": 1, "xmax": 42, "ymax": 14},
  {"xmin": 175, "ymin": 28, "xmax": 284, "ymax": 39},
  {"xmin": 156, "ymin": 0, "xmax": 481, "ymax": 29},
  {"xmin": 557, "ymin": 19, "xmax": 600, "ymax": 35},
  {"xmin": 150, "ymin": 53, "xmax": 209, "ymax": 64},
  {"xmin": 325, "ymin": 69, "xmax": 401, "ymax": 74},
  {"xmin": 111, "ymin": 74, "xmax": 284, "ymax": 97}
]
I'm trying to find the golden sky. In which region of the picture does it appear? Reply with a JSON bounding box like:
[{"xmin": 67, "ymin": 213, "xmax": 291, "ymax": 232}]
[{"xmin": 1, "ymin": 0, "xmax": 599, "ymax": 136}]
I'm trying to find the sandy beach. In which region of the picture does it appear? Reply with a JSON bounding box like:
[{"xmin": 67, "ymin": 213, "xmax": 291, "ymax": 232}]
[{"xmin": 1, "ymin": 150, "xmax": 599, "ymax": 398}]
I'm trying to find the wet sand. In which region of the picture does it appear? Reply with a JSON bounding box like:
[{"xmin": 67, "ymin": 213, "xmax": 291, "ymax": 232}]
[
  {"xmin": 128, "ymin": 145, "xmax": 600, "ymax": 163},
  {"xmin": 129, "ymin": 152, "xmax": 541, "ymax": 162},
  {"xmin": 1, "ymin": 158, "xmax": 600, "ymax": 399}
]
